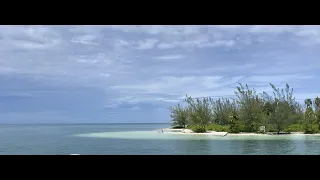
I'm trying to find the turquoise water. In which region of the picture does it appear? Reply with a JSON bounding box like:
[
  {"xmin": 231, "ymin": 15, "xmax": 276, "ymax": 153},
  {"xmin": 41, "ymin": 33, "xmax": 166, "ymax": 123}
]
[{"xmin": 1, "ymin": 123, "xmax": 320, "ymax": 155}]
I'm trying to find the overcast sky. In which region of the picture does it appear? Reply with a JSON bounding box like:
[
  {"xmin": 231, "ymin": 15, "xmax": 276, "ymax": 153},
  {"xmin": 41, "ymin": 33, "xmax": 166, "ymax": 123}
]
[{"xmin": 0, "ymin": 25, "xmax": 319, "ymax": 124}]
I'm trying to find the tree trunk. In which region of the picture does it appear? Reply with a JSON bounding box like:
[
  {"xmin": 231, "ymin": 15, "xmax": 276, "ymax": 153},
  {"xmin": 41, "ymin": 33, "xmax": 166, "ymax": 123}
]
[{"xmin": 277, "ymin": 126, "xmax": 281, "ymax": 134}]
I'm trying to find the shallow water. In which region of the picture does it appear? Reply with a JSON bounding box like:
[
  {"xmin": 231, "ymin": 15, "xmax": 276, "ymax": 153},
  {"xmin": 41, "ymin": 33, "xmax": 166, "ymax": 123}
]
[
  {"xmin": 75, "ymin": 130, "xmax": 320, "ymax": 141},
  {"xmin": 1, "ymin": 123, "xmax": 320, "ymax": 155}
]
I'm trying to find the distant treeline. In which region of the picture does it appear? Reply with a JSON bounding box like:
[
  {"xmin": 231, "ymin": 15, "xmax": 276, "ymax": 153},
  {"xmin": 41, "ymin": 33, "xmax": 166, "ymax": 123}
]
[{"xmin": 168, "ymin": 83, "xmax": 320, "ymax": 134}]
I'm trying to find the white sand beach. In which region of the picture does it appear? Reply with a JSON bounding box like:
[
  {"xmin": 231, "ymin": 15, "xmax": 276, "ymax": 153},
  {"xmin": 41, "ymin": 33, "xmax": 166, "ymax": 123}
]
[
  {"xmin": 160, "ymin": 128, "xmax": 320, "ymax": 136},
  {"xmin": 161, "ymin": 128, "xmax": 228, "ymax": 136}
]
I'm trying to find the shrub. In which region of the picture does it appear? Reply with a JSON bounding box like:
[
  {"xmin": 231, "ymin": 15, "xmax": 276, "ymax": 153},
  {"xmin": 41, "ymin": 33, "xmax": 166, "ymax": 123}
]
[
  {"xmin": 240, "ymin": 124, "xmax": 255, "ymax": 132},
  {"xmin": 228, "ymin": 124, "xmax": 240, "ymax": 133},
  {"xmin": 228, "ymin": 123, "xmax": 253, "ymax": 133},
  {"xmin": 189, "ymin": 126, "xmax": 207, "ymax": 133},
  {"xmin": 171, "ymin": 126, "xmax": 185, "ymax": 129},
  {"xmin": 284, "ymin": 124, "xmax": 304, "ymax": 133},
  {"xmin": 206, "ymin": 124, "xmax": 229, "ymax": 132},
  {"xmin": 304, "ymin": 124, "xmax": 319, "ymax": 134},
  {"xmin": 265, "ymin": 124, "xmax": 277, "ymax": 132}
]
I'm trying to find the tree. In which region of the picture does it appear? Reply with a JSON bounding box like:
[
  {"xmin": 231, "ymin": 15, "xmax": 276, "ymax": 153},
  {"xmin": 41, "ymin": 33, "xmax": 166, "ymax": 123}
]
[
  {"xmin": 305, "ymin": 99, "xmax": 312, "ymax": 108},
  {"xmin": 304, "ymin": 98, "xmax": 314, "ymax": 124},
  {"xmin": 314, "ymin": 97, "xmax": 320, "ymax": 130},
  {"xmin": 185, "ymin": 95, "xmax": 212, "ymax": 131},
  {"xmin": 304, "ymin": 98, "xmax": 316, "ymax": 133},
  {"xmin": 268, "ymin": 83, "xmax": 297, "ymax": 134},
  {"xmin": 168, "ymin": 82, "xmax": 318, "ymax": 134},
  {"xmin": 168, "ymin": 104, "xmax": 189, "ymax": 128},
  {"xmin": 235, "ymin": 83, "xmax": 264, "ymax": 132},
  {"xmin": 228, "ymin": 111, "xmax": 241, "ymax": 133},
  {"xmin": 209, "ymin": 97, "xmax": 238, "ymax": 125},
  {"xmin": 260, "ymin": 92, "xmax": 276, "ymax": 131}
]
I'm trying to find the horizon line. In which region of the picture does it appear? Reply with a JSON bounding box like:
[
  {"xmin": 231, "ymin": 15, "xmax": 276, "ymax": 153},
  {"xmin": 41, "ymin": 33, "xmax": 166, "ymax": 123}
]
[{"xmin": 0, "ymin": 122, "xmax": 171, "ymax": 125}]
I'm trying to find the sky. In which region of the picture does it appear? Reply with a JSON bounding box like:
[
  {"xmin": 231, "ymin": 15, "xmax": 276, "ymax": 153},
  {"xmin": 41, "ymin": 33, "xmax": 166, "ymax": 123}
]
[{"xmin": 0, "ymin": 25, "xmax": 320, "ymax": 124}]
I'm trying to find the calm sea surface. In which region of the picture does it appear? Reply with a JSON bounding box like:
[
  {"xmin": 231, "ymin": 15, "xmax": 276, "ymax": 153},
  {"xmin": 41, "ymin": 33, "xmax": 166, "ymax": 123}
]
[{"xmin": 1, "ymin": 123, "xmax": 320, "ymax": 155}]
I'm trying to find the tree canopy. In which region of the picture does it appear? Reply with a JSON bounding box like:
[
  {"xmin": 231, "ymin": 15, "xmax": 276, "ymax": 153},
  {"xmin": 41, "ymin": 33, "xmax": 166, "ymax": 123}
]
[{"xmin": 168, "ymin": 83, "xmax": 320, "ymax": 134}]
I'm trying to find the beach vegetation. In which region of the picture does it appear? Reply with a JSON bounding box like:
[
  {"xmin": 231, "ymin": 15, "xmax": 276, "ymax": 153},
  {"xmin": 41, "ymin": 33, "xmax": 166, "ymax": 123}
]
[
  {"xmin": 187, "ymin": 124, "xmax": 229, "ymax": 132},
  {"xmin": 189, "ymin": 126, "xmax": 207, "ymax": 133},
  {"xmin": 168, "ymin": 82, "xmax": 320, "ymax": 134},
  {"xmin": 184, "ymin": 96, "xmax": 212, "ymax": 130},
  {"xmin": 314, "ymin": 97, "xmax": 320, "ymax": 130},
  {"xmin": 234, "ymin": 83, "xmax": 264, "ymax": 132},
  {"xmin": 168, "ymin": 104, "xmax": 189, "ymax": 129},
  {"xmin": 284, "ymin": 124, "xmax": 304, "ymax": 133},
  {"xmin": 206, "ymin": 124, "xmax": 229, "ymax": 132}
]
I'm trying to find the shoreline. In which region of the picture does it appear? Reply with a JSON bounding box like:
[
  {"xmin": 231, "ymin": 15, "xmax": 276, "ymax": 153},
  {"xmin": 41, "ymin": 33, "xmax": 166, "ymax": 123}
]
[{"xmin": 160, "ymin": 128, "xmax": 320, "ymax": 136}]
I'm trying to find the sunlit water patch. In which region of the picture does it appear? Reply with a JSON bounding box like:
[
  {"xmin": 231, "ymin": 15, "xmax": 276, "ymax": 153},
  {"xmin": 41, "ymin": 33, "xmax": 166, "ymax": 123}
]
[{"xmin": 75, "ymin": 130, "xmax": 205, "ymax": 140}]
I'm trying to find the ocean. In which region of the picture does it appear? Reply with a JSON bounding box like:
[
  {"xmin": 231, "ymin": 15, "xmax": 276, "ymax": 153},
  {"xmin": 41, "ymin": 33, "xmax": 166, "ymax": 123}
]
[{"xmin": 1, "ymin": 123, "xmax": 320, "ymax": 155}]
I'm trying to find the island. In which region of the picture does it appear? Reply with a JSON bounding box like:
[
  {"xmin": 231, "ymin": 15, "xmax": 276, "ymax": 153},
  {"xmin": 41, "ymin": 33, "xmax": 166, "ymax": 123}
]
[{"xmin": 166, "ymin": 83, "xmax": 320, "ymax": 136}]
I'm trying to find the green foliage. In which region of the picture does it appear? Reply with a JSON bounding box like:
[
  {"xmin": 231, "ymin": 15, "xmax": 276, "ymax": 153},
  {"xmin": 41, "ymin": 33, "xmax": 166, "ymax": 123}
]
[
  {"xmin": 228, "ymin": 123, "xmax": 251, "ymax": 133},
  {"xmin": 263, "ymin": 83, "xmax": 298, "ymax": 133},
  {"xmin": 171, "ymin": 126, "xmax": 185, "ymax": 129},
  {"xmin": 304, "ymin": 98, "xmax": 316, "ymax": 134},
  {"xmin": 265, "ymin": 124, "xmax": 277, "ymax": 132},
  {"xmin": 188, "ymin": 124, "xmax": 229, "ymax": 132},
  {"xmin": 185, "ymin": 96, "xmax": 212, "ymax": 129},
  {"xmin": 315, "ymin": 97, "xmax": 320, "ymax": 109},
  {"xmin": 168, "ymin": 82, "xmax": 320, "ymax": 134},
  {"xmin": 284, "ymin": 124, "xmax": 304, "ymax": 133},
  {"xmin": 209, "ymin": 98, "xmax": 237, "ymax": 125},
  {"xmin": 168, "ymin": 104, "xmax": 189, "ymax": 128},
  {"xmin": 227, "ymin": 113, "xmax": 245, "ymax": 133},
  {"xmin": 304, "ymin": 124, "xmax": 319, "ymax": 134},
  {"xmin": 314, "ymin": 97, "xmax": 320, "ymax": 130},
  {"xmin": 206, "ymin": 124, "xmax": 229, "ymax": 132},
  {"xmin": 189, "ymin": 126, "xmax": 207, "ymax": 133},
  {"xmin": 235, "ymin": 83, "xmax": 264, "ymax": 132},
  {"xmin": 228, "ymin": 123, "xmax": 240, "ymax": 133}
]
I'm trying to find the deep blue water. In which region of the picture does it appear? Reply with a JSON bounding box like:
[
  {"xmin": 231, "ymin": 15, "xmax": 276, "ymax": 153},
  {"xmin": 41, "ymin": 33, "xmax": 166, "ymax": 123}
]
[{"xmin": 1, "ymin": 123, "xmax": 320, "ymax": 155}]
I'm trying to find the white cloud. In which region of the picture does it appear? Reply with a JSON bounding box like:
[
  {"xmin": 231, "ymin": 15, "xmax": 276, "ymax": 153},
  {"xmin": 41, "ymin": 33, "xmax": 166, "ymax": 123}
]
[
  {"xmin": 136, "ymin": 38, "xmax": 159, "ymax": 50},
  {"xmin": 249, "ymin": 25, "xmax": 297, "ymax": 34},
  {"xmin": 155, "ymin": 98, "xmax": 180, "ymax": 103},
  {"xmin": 0, "ymin": 25, "xmax": 62, "ymax": 50},
  {"xmin": 108, "ymin": 25, "xmax": 202, "ymax": 36},
  {"xmin": 100, "ymin": 73, "xmax": 110, "ymax": 77},
  {"xmin": 157, "ymin": 43, "xmax": 176, "ymax": 49},
  {"xmin": 245, "ymin": 74, "xmax": 313, "ymax": 84},
  {"xmin": 112, "ymin": 76, "xmax": 222, "ymax": 93},
  {"xmin": 115, "ymin": 39, "xmax": 130, "ymax": 47},
  {"xmin": 71, "ymin": 35, "xmax": 97, "ymax": 45},
  {"xmin": 0, "ymin": 25, "xmax": 320, "ymax": 110},
  {"xmin": 130, "ymin": 106, "xmax": 141, "ymax": 110},
  {"xmin": 154, "ymin": 55, "xmax": 185, "ymax": 60},
  {"xmin": 296, "ymin": 26, "xmax": 320, "ymax": 37},
  {"xmin": 109, "ymin": 75, "xmax": 248, "ymax": 105},
  {"xmin": 198, "ymin": 40, "xmax": 235, "ymax": 48},
  {"xmin": 214, "ymin": 25, "xmax": 243, "ymax": 30}
]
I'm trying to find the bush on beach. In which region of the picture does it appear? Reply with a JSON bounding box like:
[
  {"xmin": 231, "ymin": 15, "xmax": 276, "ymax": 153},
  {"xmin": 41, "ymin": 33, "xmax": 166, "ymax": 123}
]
[
  {"xmin": 189, "ymin": 126, "xmax": 207, "ymax": 133},
  {"xmin": 284, "ymin": 124, "xmax": 304, "ymax": 133}
]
